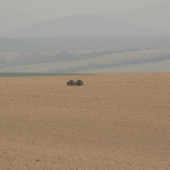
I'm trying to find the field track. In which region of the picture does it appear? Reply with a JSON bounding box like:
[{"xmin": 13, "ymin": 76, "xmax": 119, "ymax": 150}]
[{"xmin": 0, "ymin": 73, "xmax": 170, "ymax": 169}]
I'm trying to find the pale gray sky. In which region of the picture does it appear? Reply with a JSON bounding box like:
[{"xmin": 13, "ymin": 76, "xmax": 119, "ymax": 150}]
[{"xmin": 0, "ymin": 0, "xmax": 168, "ymax": 19}]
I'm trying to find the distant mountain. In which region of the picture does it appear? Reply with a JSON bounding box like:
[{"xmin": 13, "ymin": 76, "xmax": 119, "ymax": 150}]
[
  {"xmin": 112, "ymin": 1, "xmax": 170, "ymax": 33},
  {"xmin": 96, "ymin": 12, "xmax": 120, "ymax": 18},
  {"xmin": 1, "ymin": 36, "xmax": 170, "ymax": 52},
  {"xmin": 0, "ymin": 38, "xmax": 43, "ymax": 52},
  {"xmin": 0, "ymin": 8, "xmax": 45, "ymax": 34},
  {"xmin": 1, "ymin": 14, "xmax": 168, "ymax": 38}
]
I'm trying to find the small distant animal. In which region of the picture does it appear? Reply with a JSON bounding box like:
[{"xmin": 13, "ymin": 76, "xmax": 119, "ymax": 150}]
[
  {"xmin": 67, "ymin": 79, "xmax": 83, "ymax": 86},
  {"xmin": 67, "ymin": 80, "xmax": 74, "ymax": 86},
  {"xmin": 76, "ymin": 79, "xmax": 83, "ymax": 86}
]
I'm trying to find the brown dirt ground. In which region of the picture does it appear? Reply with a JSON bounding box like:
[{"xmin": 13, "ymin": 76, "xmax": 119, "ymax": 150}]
[{"xmin": 0, "ymin": 73, "xmax": 170, "ymax": 170}]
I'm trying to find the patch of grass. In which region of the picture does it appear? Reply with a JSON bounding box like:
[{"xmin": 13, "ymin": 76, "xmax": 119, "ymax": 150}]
[{"xmin": 0, "ymin": 72, "xmax": 87, "ymax": 77}]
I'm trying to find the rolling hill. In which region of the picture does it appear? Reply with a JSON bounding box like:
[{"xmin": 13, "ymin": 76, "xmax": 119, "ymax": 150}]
[
  {"xmin": 112, "ymin": 1, "xmax": 170, "ymax": 34},
  {"xmin": 1, "ymin": 49, "xmax": 170, "ymax": 72},
  {"xmin": 2, "ymin": 14, "xmax": 168, "ymax": 38}
]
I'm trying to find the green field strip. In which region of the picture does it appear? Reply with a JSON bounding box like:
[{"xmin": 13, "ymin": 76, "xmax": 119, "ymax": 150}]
[{"xmin": 0, "ymin": 72, "xmax": 88, "ymax": 77}]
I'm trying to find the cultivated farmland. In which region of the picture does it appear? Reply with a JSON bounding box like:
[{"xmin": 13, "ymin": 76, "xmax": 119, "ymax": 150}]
[{"xmin": 0, "ymin": 73, "xmax": 170, "ymax": 169}]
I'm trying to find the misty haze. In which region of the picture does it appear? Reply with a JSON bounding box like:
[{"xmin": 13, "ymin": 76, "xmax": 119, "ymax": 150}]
[
  {"xmin": 0, "ymin": 0, "xmax": 170, "ymax": 72},
  {"xmin": 0, "ymin": 1, "xmax": 170, "ymax": 170}
]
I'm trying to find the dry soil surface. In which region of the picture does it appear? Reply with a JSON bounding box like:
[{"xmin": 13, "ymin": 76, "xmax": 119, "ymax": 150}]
[{"xmin": 0, "ymin": 73, "xmax": 170, "ymax": 170}]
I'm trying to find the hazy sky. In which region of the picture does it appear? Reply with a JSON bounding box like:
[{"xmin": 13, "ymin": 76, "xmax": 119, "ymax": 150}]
[{"xmin": 0, "ymin": 0, "xmax": 168, "ymax": 19}]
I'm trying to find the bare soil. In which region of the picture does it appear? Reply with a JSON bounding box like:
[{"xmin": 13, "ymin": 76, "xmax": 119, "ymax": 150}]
[{"xmin": 0, "ymin": 73, "xmax": 170, "ymax": 170}]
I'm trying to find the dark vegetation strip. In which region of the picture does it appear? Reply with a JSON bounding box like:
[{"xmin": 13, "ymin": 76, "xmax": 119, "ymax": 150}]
[
  {"xmin": 0, "ymin": 73, "xmax": 88, "ymax": 77},
  {"xmin": 1, "ymin": 36, "xmax": 170, "ymax": 52}
]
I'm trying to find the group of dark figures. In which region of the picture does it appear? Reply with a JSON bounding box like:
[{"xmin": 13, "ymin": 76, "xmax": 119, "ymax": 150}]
[{"xmin": 67, "ymin": 79, "xmax": 83, "ymax": 86}]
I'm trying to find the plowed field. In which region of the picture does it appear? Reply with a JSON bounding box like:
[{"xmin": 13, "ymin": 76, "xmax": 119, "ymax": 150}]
[{"xmin": 0, "ymin": 73, "xmax": 170, "ymax": 170}]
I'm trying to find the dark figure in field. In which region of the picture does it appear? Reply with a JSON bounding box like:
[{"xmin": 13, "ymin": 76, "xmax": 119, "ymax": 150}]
[
  {"xmin": 67, "ymin": 80, "xmax": 74, "ymax": 86},
  {"xmin": 76, "ymin": 79, "xmax": 83, "ymax": 86},
  {"xmin": 74, "ymin": 81, "xmax": 77, "ymax": 86}
]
